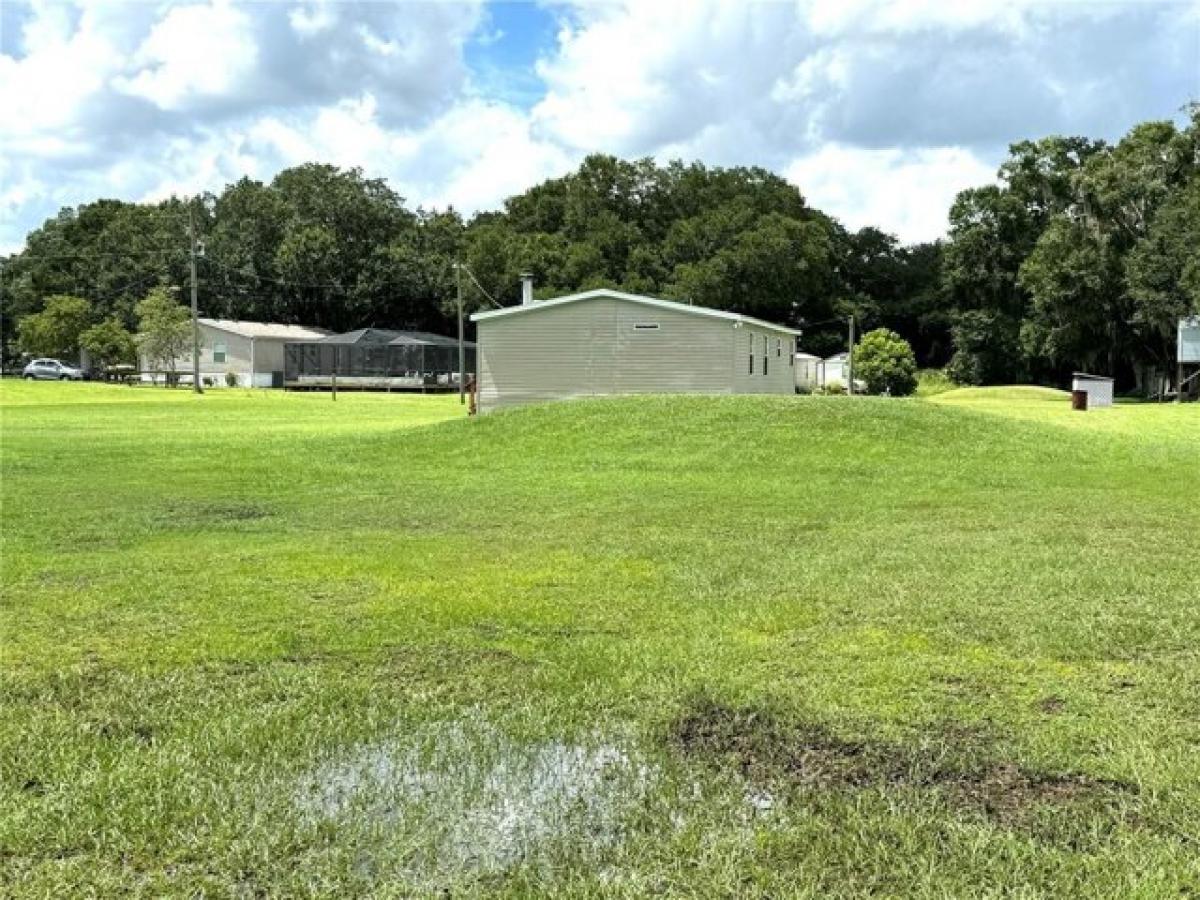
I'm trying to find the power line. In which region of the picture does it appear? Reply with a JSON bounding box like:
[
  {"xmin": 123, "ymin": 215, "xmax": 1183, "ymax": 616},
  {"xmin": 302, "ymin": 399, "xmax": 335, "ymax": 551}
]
[
  {"xmin": 0, "ymin": 248, "xmax": 183, "ymax": 263},
  {"xmin": 201, "ymin": 257, "xmax": 349, "ymax": 292},
  {"xmin": 459, "ymin": 265, "xmax": 502, "ymax": 308},
  {"xmin": 797, "ymin": 315, "xmax": 851, "ymax": 329}
]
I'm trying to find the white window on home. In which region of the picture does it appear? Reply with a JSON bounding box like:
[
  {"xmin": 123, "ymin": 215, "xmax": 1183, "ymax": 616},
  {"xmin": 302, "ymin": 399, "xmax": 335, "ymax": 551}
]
[
  {"xmin": 213, "ymin": 342, "xmax": 227, "ymax": 364},
  {"xmin": 789, "ymin": 339, "xmax": 794, "ymax": 366},
  {"xmin": 776, "ymin": 337, "xmax": 782, "ymax": 357},
  {"xmin": 763, "ymin": 335, "xmax": 769, "ymax": 376},
  {"xmin": 748, "ymin": 332, "xmax": 755, "ymax": 375},
  {"xmin": 632, "ymin": 322, "xmax": 660, "ymax": 331}
]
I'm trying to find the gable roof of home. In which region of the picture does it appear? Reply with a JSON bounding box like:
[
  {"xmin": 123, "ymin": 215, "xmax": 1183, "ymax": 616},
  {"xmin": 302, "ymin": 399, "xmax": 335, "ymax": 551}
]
[
  {"xmin": 470, "ymin": 288, "xmax": 802, "ymax": 336},
  {"xmin": 200, "ymin": 318, "xmax": 330, "ymax": 340}
]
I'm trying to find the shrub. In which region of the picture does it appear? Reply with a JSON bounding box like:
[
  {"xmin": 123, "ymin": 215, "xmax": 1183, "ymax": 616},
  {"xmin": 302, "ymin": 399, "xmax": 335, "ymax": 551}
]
[
  {"xmin": 946, "ymin": 350, "xmax": 983, "ymax": 386},
  {"xmin": 224, "ymin": 370, "xmax": 239, "ymax": 388},
  {"xmin": 823, "ymin": 379, "xmax": 846, "ymax": 395},
  {"xmin": 853, "ymin": 329, "xmax": 917, "ymax": 396}
]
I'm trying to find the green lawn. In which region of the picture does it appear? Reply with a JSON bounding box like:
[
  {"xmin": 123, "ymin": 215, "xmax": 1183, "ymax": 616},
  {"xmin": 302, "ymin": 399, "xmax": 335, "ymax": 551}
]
[{"xmin": 2, "ymin": 381, "xmax": 1198, "ymax": 897}]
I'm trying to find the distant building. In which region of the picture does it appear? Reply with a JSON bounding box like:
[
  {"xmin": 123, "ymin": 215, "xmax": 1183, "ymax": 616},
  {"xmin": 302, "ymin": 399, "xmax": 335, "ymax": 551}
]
[
  {"xmin": 470, "ymin": 286, "xmax": 801, "ymax": 412},
  {"xmin": 139, "ymin": 318, "xmax": 329, "ymax": 387},
  {"xmin": 792, "ymin": 350, "xmax": 864, "ymax": 393},
  {"xmin": 1180, "ymin": 316, "xmax": 1200, "ymax": 364},
  {"xmin": 1179, "ymin": 316, "xmax": 1200, "ymax": 401},
  {"xmin": 1072, "ymin": 373, "xmax": 1114, "ymax": 408},
  {"xmin": 793, "ymin": 352, "xmax": 823, "ymax": 391},
  {"xmin": 823, "ymin": 352, "xmax": 850, "ymax": 387}
]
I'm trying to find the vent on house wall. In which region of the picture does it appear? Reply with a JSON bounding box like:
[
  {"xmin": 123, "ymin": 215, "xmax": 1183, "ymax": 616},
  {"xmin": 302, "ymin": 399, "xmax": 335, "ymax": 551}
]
[{"xmin": 633, "ymin": 323, "xmax": 660, "ymax": 331}]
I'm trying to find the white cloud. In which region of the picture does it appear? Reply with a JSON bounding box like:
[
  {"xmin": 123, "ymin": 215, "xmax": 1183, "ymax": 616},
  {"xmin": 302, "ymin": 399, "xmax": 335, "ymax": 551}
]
[
  {"xmin": 786, "ymin": 144, "xmax": 998, "ymax": 242},
  {"xmin": 289, "ymin": 2, "xmax": 334, "ymax": 38},
  {"xmin": 115, "ymin": 2, "xmax": 257, "ymax": 110},
  {"xmin": 0, "ymin": 7, "xmax": 118, "ymax": 142},
  {"xmin": 242, "ymin": 96, "xmax": 572, "ymax": 214}
]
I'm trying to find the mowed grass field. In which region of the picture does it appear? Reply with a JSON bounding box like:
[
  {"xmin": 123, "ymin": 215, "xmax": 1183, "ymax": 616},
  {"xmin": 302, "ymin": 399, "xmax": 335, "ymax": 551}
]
[{"xmin": 2, "ymin": 380, "xmax": 1198, "ymax": 897}]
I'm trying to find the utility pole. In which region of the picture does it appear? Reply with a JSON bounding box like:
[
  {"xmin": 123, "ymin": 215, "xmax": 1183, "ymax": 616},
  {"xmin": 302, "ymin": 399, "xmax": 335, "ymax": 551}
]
[
  {"xmin": 846, "ymin": 314, "xmax": 855, "ymax": 396},
  {"xmin": 456, "ymin": 261, "xmax": 465, "ymax": 405},
  {"xmin": 189, "ymin": 204, "xmax": 202, "ymax": 394}
]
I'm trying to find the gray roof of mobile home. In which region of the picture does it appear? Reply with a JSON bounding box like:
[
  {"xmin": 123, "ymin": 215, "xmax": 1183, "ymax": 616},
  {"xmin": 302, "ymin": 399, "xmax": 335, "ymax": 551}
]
[{"xmin": 471, "ymin": 288, "xmax": 802, "ymax": 336}]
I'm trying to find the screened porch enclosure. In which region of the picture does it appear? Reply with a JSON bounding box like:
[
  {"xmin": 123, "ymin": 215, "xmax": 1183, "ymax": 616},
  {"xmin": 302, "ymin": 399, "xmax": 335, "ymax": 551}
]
[{"xmin": 284, "ymin": 329, "xmax": 476, "ymax": 391}]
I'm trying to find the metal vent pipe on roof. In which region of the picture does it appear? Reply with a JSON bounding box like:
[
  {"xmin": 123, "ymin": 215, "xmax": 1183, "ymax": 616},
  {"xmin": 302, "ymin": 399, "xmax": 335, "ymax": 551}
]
[{"xmin": 520, "ymin": 273, "xmax": 534, "ymax": 305}]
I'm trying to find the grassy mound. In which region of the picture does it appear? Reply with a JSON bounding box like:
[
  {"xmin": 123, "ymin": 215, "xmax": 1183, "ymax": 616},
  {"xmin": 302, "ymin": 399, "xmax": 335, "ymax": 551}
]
[{"xmin": 2, "ymin": 383, "xmax": 1198, "ymax": 895}]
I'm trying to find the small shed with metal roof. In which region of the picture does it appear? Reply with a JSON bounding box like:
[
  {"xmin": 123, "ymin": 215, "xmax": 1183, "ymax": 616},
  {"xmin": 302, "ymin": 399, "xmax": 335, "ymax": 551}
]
[{"xmin": 470, "ymin": 287, "xmax": 801, "ymax": 412}]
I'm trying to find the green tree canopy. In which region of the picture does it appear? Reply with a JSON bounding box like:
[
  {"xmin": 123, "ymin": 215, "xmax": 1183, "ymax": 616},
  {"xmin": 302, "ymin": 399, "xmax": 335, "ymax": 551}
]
[
  {"xmin": 462, "ymin": 155, "xmax": 841, "ymax": 329},
  {"xmin": 941, "ymin": 105, "xmax": 1199, "ymax": 386},
  {"xmin": 17, "ymin": 294, "xmax": 90, "ymax": 359},
  {"xmin": 80, "ymin": 317, "xmax": 137, "ymax": 371},
  {"xmin": 1126, "ymin": 176, "xmax": 1200, "ymax": 341},
  {"xmin": 135, "ymin": 288, "xmax": 192, "ymax": 376}
]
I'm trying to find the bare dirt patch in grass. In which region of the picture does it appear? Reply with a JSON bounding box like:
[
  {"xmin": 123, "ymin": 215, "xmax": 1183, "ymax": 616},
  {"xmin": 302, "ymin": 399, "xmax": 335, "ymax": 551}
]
[
  {"xmin": 667, "ymin": 697, "xmax": 1135, "ymax": 833},
  {"xmin": 1036, "ymin": 695, "xmax": 1067, "ymax": 714}
]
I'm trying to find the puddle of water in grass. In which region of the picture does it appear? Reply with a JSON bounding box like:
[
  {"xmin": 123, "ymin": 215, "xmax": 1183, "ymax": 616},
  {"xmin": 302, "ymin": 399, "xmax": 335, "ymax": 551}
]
[{"xmin": 295, "ymin": 719, "xmax": 658, "ymax": 878}]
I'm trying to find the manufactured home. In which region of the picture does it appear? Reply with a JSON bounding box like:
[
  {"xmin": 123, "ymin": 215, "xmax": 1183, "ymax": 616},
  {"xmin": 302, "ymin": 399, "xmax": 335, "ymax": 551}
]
[
  {"xmin": 470, "ymin": 287, "xmax": 801, "ymax": 412},
  {"xmin": 139, "ymin": 318, "xmax": 329, "ymax": 387}
]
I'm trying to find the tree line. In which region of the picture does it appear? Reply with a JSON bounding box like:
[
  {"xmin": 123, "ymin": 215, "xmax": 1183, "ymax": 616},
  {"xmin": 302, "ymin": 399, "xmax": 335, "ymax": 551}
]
[{"xmin": 3, "ymin": 106, "xmax": 1196, "ymax": 390}]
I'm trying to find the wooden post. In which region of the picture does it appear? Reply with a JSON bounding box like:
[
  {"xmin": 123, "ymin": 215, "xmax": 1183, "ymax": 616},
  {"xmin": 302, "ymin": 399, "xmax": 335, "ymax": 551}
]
[
  {"xmin": 847, "ymin": 315, "xmax": 855, "ymax": 396},
  {"xmin": 457, "ymin": 262, "xmax": 465, "ymax": 405},
  {"xmin": 189, "ymin": 205, "xmax": 202, "ymax": 395},
  {"xmin": 331, "ymin": 369, "xmax": 337, "ymax": 402}
]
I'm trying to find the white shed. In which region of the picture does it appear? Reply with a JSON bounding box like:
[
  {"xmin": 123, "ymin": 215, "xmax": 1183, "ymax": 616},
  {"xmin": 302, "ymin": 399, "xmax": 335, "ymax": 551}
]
[
  {"xmin": 1071, "ymin": 373, "xmax": 1114, "ymax": 408},
  {"xmin": 823, "ymin": 352, "xmax": 849, "ymax": 387},
  {"xmin": 794, "ymin": 353, "xmax": 822, "ymax": 391}
]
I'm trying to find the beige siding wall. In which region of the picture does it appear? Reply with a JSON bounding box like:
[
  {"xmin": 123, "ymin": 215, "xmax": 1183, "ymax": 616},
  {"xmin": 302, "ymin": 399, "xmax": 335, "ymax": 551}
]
[
  {"xmin": 139, "ymin": 326, "xmax": 299, "ymax": 386},
  {"xmin": 732, "ymin": 326, "xmax": 797, "ymax": 395},
  {"xmin": 477, "ymin": 296, "xmax": 795, "ymax": 411}
]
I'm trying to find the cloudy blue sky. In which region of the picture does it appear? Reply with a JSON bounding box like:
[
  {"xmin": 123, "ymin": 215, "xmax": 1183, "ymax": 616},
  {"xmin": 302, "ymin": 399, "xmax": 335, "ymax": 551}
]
[{"xmin": 1, "ymin": 0, "xmax": 1197, "ymax": 253}]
